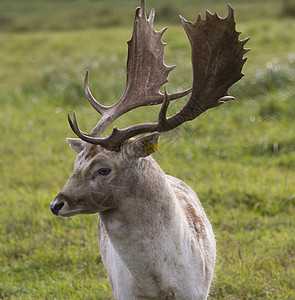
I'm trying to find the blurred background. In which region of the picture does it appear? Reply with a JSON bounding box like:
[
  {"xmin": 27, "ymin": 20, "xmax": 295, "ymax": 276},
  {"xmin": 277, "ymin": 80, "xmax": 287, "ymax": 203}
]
[{"xmin": 0, "ymin": 0, "xmax": 294, "ymax": 299}]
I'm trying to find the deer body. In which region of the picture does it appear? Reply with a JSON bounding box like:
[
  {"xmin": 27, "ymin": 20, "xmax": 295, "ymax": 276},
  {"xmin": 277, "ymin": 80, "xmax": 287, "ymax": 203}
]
[{"xmin": 50, "ymin": 1, "xmax": 248, "ymax": 298}]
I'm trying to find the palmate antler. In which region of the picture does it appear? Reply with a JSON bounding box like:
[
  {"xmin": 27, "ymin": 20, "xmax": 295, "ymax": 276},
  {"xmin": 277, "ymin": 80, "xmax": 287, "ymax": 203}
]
[{"xmin": 68, "ymin": 0, "xmax": 249, "ymax": 151}]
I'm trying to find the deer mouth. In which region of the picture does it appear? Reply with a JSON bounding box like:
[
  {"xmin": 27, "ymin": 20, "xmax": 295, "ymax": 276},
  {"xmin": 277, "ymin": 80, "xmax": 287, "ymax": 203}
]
[
  {"xmin": 57, "ymin": 209, "xmax": 83, "ymax": 217},
  {"xmin": 50, "ymin": 200, "xmax": 84, "ymax": 217}
]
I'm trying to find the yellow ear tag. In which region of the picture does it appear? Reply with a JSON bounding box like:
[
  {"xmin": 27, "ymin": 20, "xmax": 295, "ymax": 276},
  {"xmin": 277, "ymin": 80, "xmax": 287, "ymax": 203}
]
[{"xmin": 143, "ymin": 141, "xmax": 159, "ymax": 155}]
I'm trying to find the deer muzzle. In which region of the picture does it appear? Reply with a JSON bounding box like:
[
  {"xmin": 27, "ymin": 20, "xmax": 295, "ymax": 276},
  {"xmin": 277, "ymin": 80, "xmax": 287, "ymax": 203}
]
[{"xmin": 50, "ymin": 193, "xmax": 69, "ymax": 216}]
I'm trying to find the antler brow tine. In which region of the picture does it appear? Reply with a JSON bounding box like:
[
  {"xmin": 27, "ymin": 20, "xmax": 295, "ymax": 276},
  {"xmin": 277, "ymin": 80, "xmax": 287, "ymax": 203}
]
[{"xmin": 83, "ymin": 71, "xmax": 108, "ymax": 116}]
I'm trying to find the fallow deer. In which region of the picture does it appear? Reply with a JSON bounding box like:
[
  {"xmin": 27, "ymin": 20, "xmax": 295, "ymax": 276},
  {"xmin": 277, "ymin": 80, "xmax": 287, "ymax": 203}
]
[{"xmin": 50, "ymin": 1, "xmax": 249, "ymax": 299}]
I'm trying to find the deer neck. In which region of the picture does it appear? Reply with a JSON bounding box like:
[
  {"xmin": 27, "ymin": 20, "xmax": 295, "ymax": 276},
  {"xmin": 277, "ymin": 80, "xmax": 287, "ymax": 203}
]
[{"xmin": 99, "ymin": 157, "xmax": 185, "ymax": 293}]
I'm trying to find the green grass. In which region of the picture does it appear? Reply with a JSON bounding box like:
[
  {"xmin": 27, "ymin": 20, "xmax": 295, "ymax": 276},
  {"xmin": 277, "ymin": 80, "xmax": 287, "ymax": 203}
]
[
  {"xmin": 0, "ymin": 0, "xmax": 289, "ymax": 33},
  {"xmin": 0, "ymin": 0, "xmax": 294, "ymax": 299}
]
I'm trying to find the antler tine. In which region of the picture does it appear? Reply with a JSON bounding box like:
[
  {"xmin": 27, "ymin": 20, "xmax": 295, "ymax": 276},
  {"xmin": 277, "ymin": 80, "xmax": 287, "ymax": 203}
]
[
  {"xmin": 158, "ymin": 86, "xmax": 170, "ymax": 129},
  {"xmin": 218, "ymin": 95, "xmax": 235, "ymax": 105},
  {"xmin": 84, "ymin": 71, "xmax": 108, "ymax": 116},
  {"xmin": 68, "ymin": 111, "xmax": 111, "ymax": 146},
  {"xmin": 68, "ymin": 112, "xmax": 89, "ymax": 140},
  {"xmin": 140, "ymin": 0, "xmax": 146, "ymax": 18},
  {"xmin": 148, "ymin": 7, "xmax": 155, "ymax": 23},
  {"xmin": 228, "ymin": 3, "xmax": 235, "ymax": 19},
  {"xmin": 68, "ymin": 111, "xmax": 85, "ymax": 140}
]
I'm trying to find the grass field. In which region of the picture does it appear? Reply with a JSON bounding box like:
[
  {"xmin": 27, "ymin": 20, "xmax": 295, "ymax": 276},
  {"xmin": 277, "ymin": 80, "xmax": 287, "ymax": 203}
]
[{"xmin": 0, "ymin": 0, "xmax": 294, "ymax": 299}]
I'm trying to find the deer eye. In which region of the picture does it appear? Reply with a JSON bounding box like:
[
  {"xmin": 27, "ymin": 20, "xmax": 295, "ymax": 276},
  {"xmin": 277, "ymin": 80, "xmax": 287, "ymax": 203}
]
[
  {"xmin": 98, "ymin": 168, "xmax": 111, "ymax": 176},
  {"xmin": 91, "ymin": 167, "xmax": 112, "ymax": 181}
]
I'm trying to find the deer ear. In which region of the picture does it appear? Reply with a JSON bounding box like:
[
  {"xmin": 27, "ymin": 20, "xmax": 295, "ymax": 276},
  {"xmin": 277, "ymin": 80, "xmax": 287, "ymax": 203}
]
[
  {"xmin": 126, "ymin": 133, "xmax": 160, "ymax": 158},
  {"xmin": 66, "ymin": 138, "xmax": 87, "ymax": 154}
]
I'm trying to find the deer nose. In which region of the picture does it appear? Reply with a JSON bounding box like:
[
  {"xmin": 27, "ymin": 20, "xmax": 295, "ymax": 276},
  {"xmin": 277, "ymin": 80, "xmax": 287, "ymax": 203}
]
[{"xmin": 50, "ymin": 201, "xmax": 64, "ymax": 215}]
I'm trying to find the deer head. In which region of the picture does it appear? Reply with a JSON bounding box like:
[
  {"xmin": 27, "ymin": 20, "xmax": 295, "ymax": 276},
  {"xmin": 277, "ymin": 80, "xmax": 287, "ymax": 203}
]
[
  {"xmin": 50, "ymin": 133, "xmax": 161, "ymax": 216},
  {"xmin": 50, "ymin": 0, "xmax": 249, "ymax": 217}
]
